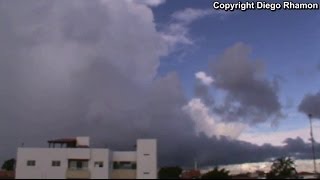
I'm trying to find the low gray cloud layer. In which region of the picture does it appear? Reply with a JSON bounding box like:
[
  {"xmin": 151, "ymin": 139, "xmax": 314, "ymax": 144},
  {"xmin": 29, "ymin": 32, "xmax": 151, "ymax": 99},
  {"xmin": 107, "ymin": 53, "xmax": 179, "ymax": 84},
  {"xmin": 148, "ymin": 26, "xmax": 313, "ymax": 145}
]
[
  {"xmin": 299, "ymin": 91, "xmax": 320, "ymax": 119},
  {"xmin": 194, "ymin": 136, "xmax": 320, "ymax": 166},
  {"xmin": 0, "ymin": 0, "xmax": 316, "ymax": 168}
]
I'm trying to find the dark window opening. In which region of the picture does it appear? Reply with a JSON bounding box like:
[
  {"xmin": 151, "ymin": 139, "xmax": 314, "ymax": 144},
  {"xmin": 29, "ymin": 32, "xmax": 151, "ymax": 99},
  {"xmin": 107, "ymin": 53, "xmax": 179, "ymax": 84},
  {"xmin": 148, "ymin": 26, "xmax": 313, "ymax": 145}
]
[
  {"xmin": 27, "ymin": 160, "xmax": 36, "ymax": 166},
  {"xmin": 52, "ymin": 161, "xmax": 61, "ymax": 167},
  {"xmin": 68, "ymin": 160, "xmax": 89, "ymax": 170},
  {"xmin": 113, "ymin": 161, "xmax": 136, "ymax": 170},
  {"xmin": 94, "ymin": 161, "xmax": 104, "ymax": 168}
]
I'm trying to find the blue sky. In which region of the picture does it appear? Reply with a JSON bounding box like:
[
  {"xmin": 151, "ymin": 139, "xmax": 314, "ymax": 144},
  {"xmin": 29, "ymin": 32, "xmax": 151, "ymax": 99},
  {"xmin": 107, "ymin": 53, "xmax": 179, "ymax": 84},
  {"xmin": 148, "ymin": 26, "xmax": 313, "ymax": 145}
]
[{"xmin": 154, "ymin": 0, "xmax": 320, "ymax": 137}]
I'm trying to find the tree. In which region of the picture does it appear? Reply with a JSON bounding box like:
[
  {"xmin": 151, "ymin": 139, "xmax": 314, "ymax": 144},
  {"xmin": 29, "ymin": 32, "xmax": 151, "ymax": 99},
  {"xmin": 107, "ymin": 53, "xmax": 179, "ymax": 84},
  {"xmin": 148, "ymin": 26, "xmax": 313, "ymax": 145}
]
[
  {"xmin": 201, "ymin": 167, "xmax": 231, "ymax": 179},
  {"xmin": 266, "ymin": 157, "xmax": 298, "ymax": 179},
  {"xmin": 1, "ymin": 158, "xmax": 16, "ymax": 171},
  {"xmin": 158, "ymin": 166, "xmax": 183, "ymax": 179}
]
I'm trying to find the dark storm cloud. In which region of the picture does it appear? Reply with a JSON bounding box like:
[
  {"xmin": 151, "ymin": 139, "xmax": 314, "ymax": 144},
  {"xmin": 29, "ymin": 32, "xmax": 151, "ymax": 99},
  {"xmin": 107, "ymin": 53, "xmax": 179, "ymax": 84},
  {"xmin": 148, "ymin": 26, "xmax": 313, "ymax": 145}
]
[
  {"xmin": 194, "ymin": 82, "xmax": 213, "ymax": 105},
  {"xmin": 281, "ymin": 137, "xmax": 320, "ymax": 159},
  {"xmin": 209, "ymin": 43, "xmax": 282, "ymax": 124},
  {"xmin": 0, "ymin": 0, "xmax": 314, "ymax": 168},
  {"xmin": 172, "ymin": 136, "xmax": 319, "ymax": 167},
  {"xmin": 299, "ymin": 91, "xmax": 320, "ymax": 119},
  {"xmin": 0, "ymin": 0, "xmax": 196, "ymax": 166}
]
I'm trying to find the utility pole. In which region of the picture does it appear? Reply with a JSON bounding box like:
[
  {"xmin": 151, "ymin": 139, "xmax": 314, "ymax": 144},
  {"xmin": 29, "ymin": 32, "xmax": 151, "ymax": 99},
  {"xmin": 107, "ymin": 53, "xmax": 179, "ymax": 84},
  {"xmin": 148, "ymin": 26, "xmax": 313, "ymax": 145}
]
[
  {"xmin": 194, "ymin": 158, "xmax": 198, "ymax": 170},
  {"xmin": 308, "ymin": 114, "xmax": 317, "ymax": 174}
]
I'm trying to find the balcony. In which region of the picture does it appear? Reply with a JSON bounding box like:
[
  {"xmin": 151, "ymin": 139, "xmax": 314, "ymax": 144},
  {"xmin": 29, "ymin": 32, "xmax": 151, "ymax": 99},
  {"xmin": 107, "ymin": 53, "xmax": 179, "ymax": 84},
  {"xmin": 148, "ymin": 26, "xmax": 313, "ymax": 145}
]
[
  {"xmin": 111, "ymin": 161, "xmax": 137, "ymax": 179},
  {"xmin": 66, "ymin": 159, "xmax": 90, "ymax": 179},
  {"xmin": 111, "ymin": 170, "xmax": 136, "ymax": 179},
  {"xmin": 66, "ymin": 169, "xmax": 91, "ymax": 179}
]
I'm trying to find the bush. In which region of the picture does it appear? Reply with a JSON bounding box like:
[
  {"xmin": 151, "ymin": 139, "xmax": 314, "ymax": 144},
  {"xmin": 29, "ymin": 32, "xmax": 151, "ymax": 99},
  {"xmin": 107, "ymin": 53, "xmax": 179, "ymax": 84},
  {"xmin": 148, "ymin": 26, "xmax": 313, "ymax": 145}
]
[{"xmin": 201, "ymin": 167, "xmax": 231, "ymax": 179}]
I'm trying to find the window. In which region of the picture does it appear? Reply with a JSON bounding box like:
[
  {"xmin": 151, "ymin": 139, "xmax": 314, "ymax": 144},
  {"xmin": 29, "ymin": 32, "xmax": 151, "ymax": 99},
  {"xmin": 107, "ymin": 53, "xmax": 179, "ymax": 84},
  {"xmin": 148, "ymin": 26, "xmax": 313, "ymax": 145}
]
[
  {"xmin": 68, "ymin": 160, "xmax": 89, "ymax": 170},
  {"xmin": 94, "ymin": 161, "xmax": 104, "ymax": 168},
  {"xmin": 52, "ymin": 161, "xmax": 61, "ymax": 167},
  {"xmin": 113, "ymin": 161, "xmax": 136, "ymax": 170},
  {"xmin": 27, "ymin": 160, "xmax": 36, "ymax": 166}
]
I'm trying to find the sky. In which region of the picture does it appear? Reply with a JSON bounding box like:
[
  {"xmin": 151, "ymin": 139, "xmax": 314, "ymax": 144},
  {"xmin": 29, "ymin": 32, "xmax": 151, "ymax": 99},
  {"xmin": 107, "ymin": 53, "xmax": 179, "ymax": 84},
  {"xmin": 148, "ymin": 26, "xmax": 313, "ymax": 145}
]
[
  {"xmin": 0, "ymin": 0, "xmax": 320, "ymax": 168},
  {"xmin": 155, "ymin": 0, "xmax": 320, "ymax": 144},
  {"xmin": 155, "ymin": 0, "xmax": 320, "ymax": 143}
]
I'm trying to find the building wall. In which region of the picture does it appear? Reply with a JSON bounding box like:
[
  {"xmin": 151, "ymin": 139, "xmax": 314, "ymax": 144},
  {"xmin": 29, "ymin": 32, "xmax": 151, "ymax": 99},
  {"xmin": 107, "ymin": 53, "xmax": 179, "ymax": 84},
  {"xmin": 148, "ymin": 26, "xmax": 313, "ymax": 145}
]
[
  {"xmin": 111, "ymin": 151, "xmax": 137, "ymax": 179},
  {"xmin": 111, "ymin": 170, "xmax": 136, "ymax": 179},
  {"xmin": 15, "ymin": 139, "xmax": 157, "ymax": 179},
  {"xmin": 16, "ymin": 148, "xmax": 68, "ymax": 179},
  {"xmin": 90, "ymin": 149, "xmax": 110, "ymax": 179},
  {"xmin": 67, "ymin": 148, "xmax": 91, "ymax": 159},
  {"xmin": 136, "ymin": 139, "xmax": 157, "ymax": 179},
  {"xmin": 112, "ymin": 151, "xmax": 136, "ymax": 162},
  {"xmin": 16, "ymin": 148, "xmax": 110, "ymax": 179},
  {"xmin": 76, "ymin": 137, "xmax": 90, "ymax": 147}
]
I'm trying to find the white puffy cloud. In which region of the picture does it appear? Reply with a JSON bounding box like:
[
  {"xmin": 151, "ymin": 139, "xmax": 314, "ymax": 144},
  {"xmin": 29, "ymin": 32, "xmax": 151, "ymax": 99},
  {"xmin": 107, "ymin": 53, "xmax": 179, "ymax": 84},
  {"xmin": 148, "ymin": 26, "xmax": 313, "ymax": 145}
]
[
  {"xmin": 172, "ymin": 8, "xmax": 229, "ymax": 24},
  {"xmin": 183, "ymin": 98, "xmax": 247, "ymax": 139},
  {"xmin": 195, "ymin": 71, "xmax": 214, "ymax": 86},
  {"xmin": 171, "ymin": 8, "xmax": 213, "ymax": 25},
  {"xmin": 160, "ymin": 23, "xmax": 193, "ymax": 48},
  {"xmin": 161, "ymin": 8, "xmax": 226, "ymax": 52}
]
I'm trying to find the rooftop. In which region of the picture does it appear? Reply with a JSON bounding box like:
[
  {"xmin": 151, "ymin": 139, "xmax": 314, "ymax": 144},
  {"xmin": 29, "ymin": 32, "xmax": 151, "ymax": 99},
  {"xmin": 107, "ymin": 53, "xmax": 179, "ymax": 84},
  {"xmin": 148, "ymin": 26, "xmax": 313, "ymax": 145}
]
[
  {"xmin": 48, "ymin": 138, "xmax": 77, "ymax": 144},
  {"xmin": 47, "ymin": 137, "xmax": 90, "ymax": 148}
]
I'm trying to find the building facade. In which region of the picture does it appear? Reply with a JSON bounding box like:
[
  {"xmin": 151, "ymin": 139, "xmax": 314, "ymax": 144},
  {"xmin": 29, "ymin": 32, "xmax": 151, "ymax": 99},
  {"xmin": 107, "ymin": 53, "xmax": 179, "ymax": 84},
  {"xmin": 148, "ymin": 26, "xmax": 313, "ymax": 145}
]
[{"xmin": 15, "ymin": 137, "xmax": 157, "ymax": 179}]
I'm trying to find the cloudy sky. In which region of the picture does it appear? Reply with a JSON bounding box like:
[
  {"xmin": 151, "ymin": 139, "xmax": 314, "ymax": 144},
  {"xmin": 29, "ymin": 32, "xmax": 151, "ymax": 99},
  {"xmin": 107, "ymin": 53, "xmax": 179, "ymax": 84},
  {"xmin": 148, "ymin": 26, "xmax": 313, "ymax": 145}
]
[{"xmin": 0, "ymin": 0, "xmax": 320, "ymax": 167}]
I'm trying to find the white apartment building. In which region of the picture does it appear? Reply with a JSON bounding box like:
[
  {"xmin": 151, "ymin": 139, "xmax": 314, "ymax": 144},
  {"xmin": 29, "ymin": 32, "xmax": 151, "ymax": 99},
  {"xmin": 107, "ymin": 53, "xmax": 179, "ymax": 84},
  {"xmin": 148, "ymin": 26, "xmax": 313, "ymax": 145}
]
[{"xmin": 15, "ymin": 137, "xmax": 157, "ymax": 179}]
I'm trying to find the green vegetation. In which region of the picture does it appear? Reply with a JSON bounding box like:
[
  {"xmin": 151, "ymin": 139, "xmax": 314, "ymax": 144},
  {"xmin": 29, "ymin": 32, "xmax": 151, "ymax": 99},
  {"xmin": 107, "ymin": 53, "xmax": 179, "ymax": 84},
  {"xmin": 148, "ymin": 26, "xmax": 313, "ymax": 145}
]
[
  {"xmin": 266, "ymin": 157, "xmax": 298, "ymax": 179},
  {"xmin": 158, "ymin": 166, "xmax": 183, "ymax": 179},
  {"xmin": 201, "ymin": 167, "xmax": 231, "ymax": 179},
  {"xmin": 1, "ymin": 158, "xmax": 15, "ymax": 171}
]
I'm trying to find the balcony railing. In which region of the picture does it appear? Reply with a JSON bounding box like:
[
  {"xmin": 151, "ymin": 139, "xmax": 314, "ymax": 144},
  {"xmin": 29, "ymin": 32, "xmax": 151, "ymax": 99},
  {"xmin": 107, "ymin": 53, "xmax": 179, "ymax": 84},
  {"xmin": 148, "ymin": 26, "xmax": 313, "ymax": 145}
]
[
  {"xmin": 65, "ymin": 169, "xmax": 91, "ymax": 179},
  {"xmin": 111, "ymin": 170, "xmax": 136, "ymax": 179}
]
